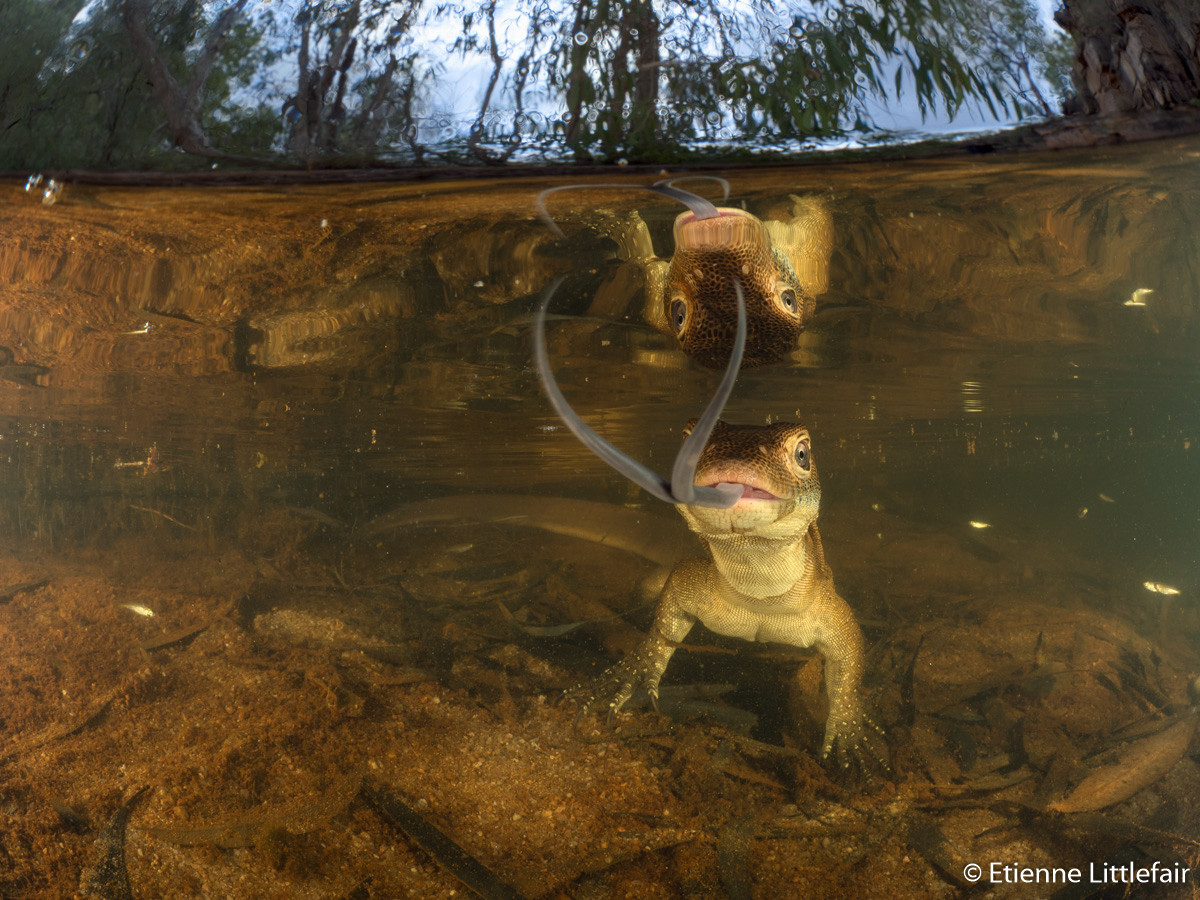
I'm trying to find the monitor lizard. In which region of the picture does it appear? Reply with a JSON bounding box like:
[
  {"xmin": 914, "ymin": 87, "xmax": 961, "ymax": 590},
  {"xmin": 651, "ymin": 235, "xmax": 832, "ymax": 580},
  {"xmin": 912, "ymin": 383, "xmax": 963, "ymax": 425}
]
[{"xmin": 569, "ymin": 419, "xmax": 887, "ymax": 771}]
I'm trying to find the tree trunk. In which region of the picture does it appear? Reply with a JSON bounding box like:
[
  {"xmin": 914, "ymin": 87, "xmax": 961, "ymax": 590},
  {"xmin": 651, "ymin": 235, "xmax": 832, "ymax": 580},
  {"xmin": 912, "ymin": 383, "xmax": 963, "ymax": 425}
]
[
  {"xmin": 122, "ymin": 0, "xmax": 256, "ymax": 161},
  {"xmin": 1055, "ymin": 0, "xmax": 1200, "ymax": 114}
]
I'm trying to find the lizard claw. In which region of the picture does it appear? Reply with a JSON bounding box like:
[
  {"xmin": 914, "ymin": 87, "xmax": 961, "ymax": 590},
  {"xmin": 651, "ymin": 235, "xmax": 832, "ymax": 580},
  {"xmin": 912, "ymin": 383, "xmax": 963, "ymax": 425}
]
[
  {"xmin": 821, "ymin": 710, "xmax": 890, "ymax": 779},
  {"xmin": 564, "ymin": 657, "xmax": 649, "ymax": 725}
]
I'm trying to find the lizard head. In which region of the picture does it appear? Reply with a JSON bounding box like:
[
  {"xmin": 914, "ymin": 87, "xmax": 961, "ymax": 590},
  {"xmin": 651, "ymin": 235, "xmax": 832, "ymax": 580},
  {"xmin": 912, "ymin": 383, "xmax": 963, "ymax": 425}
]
[
  {"xmin": 667, "ymin": 209, "xmax": 814, "ymax": 369},
  {"xmin": 676, "ymin": 419, "xmax": 820, "ymax": 538}
]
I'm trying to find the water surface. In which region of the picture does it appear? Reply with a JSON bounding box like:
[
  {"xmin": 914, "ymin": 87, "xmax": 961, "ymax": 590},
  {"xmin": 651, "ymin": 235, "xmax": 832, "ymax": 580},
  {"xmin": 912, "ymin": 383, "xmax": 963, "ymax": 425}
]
[{"xmin": 1, "ymin": 138, "xmax": 1198, "ymax": 897}]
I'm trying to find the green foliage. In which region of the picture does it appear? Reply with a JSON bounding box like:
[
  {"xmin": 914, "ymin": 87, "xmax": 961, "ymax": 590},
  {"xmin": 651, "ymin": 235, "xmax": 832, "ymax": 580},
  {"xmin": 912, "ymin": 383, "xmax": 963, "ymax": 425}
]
[
  {"xmin": 203, "ymin": 16, "xmax": 283, "ymax": 154},
  {"xmin": 0, "ymin": 0, "xmax": 91, "ymax": 169},
  {"xmin": 518, "ymin": 0, "xmax": 1057, "ymax": 162},
  {"xmin": 0, "ymin": 0, "xmax": 1075, "ymax": 170},
  {"xmin": 0, "ymin": 0, "xmax": 271, "ymax": 170}
]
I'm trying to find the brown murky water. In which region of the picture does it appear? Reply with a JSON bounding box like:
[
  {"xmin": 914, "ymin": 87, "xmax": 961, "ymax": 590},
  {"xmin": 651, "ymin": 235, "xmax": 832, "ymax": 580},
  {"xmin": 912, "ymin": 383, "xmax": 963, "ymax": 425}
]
[{"xmin": 1, "ymin": 136, "xmax": 1199, "ymax": 899}]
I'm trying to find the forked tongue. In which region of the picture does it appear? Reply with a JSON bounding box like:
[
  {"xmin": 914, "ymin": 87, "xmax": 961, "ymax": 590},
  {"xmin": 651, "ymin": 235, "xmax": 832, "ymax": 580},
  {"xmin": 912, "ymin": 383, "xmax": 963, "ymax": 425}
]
[
  {"xmin": 534, "ymin": 278, "xmax": 746, "ymax": 508},
  {"xmin": 536, "ymin": 176, "xmax": 727, "ymax": 237}
]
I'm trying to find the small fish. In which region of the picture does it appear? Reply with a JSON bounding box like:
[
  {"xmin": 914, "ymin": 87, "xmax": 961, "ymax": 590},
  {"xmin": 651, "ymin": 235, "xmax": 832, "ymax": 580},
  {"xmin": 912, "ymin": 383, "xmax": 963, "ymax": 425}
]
[
  {"xmin": 1124, "ymin": 288, "xmax": 1153, "ymax": 307},
  {"xmin": 1144, "ymin": 582, "xmax": 1181, "ymax": 596},
  {"xmin": 119, "ymin": 604, "xmax": 155, "ymax": 617},
  {"xmin": 968, "ymin": 521, "xmax": 990, "ymax": 529}
]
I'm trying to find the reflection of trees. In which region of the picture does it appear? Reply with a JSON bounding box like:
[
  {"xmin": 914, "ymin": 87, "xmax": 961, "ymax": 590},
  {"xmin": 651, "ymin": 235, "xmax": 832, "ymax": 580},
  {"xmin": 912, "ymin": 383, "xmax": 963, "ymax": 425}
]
[
  {"xmin": 122, "ymin": 0, "xmax": 253, "ymax": 160},
  {"xmin": 1055, "ymin": 0, "xmax": 1200, "ymax": 116},
  {"xmin": 282, "ymin": 0, "xmax": 424, "ymax": 164},
  {"xmin": 0, "ymin": 0, "xmax": 1193, "ymax": 170}
]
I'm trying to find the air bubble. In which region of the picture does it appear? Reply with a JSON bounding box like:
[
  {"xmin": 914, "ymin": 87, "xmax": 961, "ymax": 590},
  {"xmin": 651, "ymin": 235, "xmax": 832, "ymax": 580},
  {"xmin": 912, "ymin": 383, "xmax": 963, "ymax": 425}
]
[
  {"xmin": 573, "ymin": 31, "xmax": 588, "ymax": 45},
  {"xmin": 42, "ymin": 180, "xmax": 62, "ymax": 206},
  {"xmin": 789, "ymin": 24, "xmax": 804, "ymax": 38},
  {"xmin": 70, "ymin": 38, "xmax": 91, "ymax": 61}
]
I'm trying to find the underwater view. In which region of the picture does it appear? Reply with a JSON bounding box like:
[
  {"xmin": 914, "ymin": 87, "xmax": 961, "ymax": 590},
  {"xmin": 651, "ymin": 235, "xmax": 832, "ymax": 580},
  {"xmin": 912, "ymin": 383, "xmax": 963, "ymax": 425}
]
[{"xmin": 1, "ymin": 133, "xmax": 1199, "ymax": 898}]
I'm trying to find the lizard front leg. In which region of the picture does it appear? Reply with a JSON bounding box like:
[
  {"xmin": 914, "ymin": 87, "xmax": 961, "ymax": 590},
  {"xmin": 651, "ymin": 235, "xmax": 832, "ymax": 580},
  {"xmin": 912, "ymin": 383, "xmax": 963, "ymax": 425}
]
[
  {"xmin": 810, "ymin": 591, "xmax": 888, "ymax": 772},
  {"xmin": 570, "ymin": 575, "xmax": 696, "ymax": 721}
]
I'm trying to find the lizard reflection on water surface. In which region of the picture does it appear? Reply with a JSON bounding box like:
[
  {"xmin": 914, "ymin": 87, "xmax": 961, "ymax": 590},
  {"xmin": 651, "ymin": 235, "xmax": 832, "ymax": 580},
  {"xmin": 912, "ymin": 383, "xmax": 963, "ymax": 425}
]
[
  {"xmin": 541, "ymin": 182, "xmax": 832, "ymax": 369},
  {"xmin": 569, "ymin": 419, "xmax": 886, "ymax": 771},
  {"xmin": 630, "ymin": 196, "xmax": 831, "ymax": 369}
]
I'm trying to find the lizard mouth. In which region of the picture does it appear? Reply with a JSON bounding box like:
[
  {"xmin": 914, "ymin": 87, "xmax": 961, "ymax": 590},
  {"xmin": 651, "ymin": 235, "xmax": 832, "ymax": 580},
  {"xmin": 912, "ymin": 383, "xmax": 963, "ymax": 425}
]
[
  {"xmin": 707, "ymin": 481, "xmax": 780, "ymax": 501},
  {"xmin": 675, "ymin": 209, "xmax": 766, "ymax": 251}
]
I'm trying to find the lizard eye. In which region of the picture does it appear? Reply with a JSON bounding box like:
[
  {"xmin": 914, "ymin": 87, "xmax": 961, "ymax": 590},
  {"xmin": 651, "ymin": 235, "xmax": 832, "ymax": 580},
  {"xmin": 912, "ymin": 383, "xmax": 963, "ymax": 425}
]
[
  {"xmin": 781, "ymin": 288, "xmax": 796, "ymax": 311},
  {"xmin": 670, "ymin": 298, "xmax": 688, "ymax": 334},
  {"xmin": 793, "ymin": 439, "xmax": 810, "ymax": 471}
]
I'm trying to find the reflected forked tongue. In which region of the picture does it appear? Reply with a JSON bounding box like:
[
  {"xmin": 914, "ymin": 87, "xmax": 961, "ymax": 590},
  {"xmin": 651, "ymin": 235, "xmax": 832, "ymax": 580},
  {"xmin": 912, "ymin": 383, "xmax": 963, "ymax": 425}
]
[{"xmin": 712, "ymin": 482, "xmax": 778, "ymax": 501}]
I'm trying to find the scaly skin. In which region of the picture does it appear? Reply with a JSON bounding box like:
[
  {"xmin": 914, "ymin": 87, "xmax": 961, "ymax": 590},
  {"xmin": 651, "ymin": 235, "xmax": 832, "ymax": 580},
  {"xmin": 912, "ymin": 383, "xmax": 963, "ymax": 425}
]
[
  {"xmin": 572, "ymin": 420, "xmax": 886, "ymax": 772},
  {"xmin": 594, "ymin": 196, "xmax": 832, "ymax": 368}
]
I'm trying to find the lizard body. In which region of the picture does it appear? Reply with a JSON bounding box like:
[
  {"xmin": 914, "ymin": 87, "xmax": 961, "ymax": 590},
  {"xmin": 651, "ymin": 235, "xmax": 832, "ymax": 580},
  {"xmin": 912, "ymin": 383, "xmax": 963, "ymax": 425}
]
[{"xmin": 574, "ymin": 419, "xmax": 885, "ymax": 770}]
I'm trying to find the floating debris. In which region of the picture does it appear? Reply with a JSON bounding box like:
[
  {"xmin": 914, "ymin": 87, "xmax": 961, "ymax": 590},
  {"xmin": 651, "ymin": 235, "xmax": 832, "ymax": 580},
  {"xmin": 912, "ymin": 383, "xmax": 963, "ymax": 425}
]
[
  {"xmin": 1123, "ymin": 288, "xmax": 1154, "ymax": 307},
  {"xmin": 121, "ymin": 322, "xmax": 157, "ymax": 335},
  {"xmin": 119, "ymin": 603, "xmax": 155, "ymax": 617},
  {"xmin": 80, "ymin": 786, "xmax": 148, "ymax": 900},
  {"xmin": 968, "ymin": 521, "xmax": 990, "ymax": 530},
  {"xmin": 114, "ymin": 447, "xmax": 162, "ymax": 475},
  {"xmin": 42, "ymin": 179, "xmax": 62, "ymax": 206},
  {"xmin": 1077, "ymin": 507, "xmax": 1088, "ymax": 519},
  {"xmin": 1099, "ymin": 493, "xmax": 1115, "ymax": 503},
  {"xmin": 1144, "ymin": 582, "xmax": 1181, "ymax": 596},
  {"xmin": 129, "ymin": 505, "xmax": 194, "ymax": 530}
]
